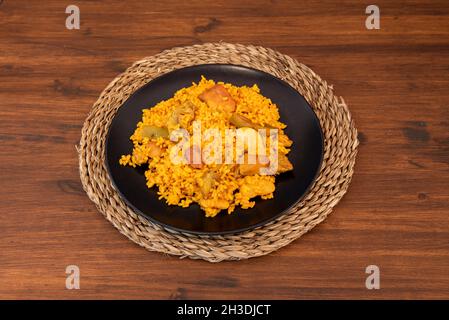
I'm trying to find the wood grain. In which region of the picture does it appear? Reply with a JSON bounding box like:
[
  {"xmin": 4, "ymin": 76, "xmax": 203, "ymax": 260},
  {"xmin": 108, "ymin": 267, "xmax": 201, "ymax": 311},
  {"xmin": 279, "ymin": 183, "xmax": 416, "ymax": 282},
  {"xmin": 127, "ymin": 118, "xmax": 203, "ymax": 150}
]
[{"xmin": 0, "ymin": 0, "xmax": 448, "ymax": 299}]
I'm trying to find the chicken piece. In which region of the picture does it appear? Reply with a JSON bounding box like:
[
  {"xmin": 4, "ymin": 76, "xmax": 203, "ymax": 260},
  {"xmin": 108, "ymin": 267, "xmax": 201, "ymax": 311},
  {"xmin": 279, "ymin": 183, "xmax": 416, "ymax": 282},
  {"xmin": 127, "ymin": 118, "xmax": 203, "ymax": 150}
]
[
  {"xmin": 131, "ymin": 141, "xmax": 164, "ymax": 165},
  {"xmin": 140, "ymin": 125, "xmax": 169, "ymax": 139},
  {"xmin": 230, "ymin": 112, "xmax": 276, "ymax": 131},
  {"xmin": 198, "ymin": 84, "xmax": 236, "ymax": 113},
  {"xmin": 131, "ymin": 150, "xmax": 147, "ymax": 165},
  {"xmin": 276, "ymin": 153, "xmax": 293, "ymax": 174},
  {"xmin": 239, "ymin": 163, "xmax": 267, "ymax": 176},
  {"xmin": 200, "ymin": 199, "xmax": 230, "ymax": 210},
  {"xmin": 240, "ymin": 177, "xmax": 275, "ymax": 199},
  {"xmin": 230, "ymin": 113, "xmax": 262, "ymax": 129},
  {"xmin": 146, "ymin": 141, "xmax": 164, "ymax": 158},
  {"xmin": 239, "ymin": 154, "xmax": 270, "ymax": 176}
]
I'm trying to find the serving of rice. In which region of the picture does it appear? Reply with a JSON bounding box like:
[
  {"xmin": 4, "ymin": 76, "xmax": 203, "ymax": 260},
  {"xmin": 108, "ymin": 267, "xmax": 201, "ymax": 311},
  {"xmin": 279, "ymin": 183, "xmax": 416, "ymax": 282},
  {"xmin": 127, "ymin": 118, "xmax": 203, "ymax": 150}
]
[{"xmin": 119, "ymin": 76, "xmax": 293, "ymax": 217}]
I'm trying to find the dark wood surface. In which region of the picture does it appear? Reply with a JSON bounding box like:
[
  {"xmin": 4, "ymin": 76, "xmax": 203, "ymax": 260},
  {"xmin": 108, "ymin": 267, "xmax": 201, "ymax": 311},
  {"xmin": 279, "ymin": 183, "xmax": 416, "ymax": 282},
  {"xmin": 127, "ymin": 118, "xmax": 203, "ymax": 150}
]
[{"xmin": 1, "ymin": 0, "xmax": 448, "ymax": 299}]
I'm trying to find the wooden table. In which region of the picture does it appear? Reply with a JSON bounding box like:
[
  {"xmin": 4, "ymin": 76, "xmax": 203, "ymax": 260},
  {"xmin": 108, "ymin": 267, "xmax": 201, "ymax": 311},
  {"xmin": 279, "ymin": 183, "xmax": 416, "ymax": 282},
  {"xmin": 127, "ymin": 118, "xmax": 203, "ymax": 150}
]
[{"xmin": 1, "ymin": 0, "xmax": 448, "ymax": 299}]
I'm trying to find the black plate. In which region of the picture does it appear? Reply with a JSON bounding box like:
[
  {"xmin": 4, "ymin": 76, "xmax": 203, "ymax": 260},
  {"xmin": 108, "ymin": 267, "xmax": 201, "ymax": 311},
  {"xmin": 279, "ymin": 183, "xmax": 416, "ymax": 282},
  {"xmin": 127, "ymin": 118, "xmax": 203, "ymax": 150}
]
[{"xmin": 105, "ymin": 64, "xmax": 323, "ymax": 235}]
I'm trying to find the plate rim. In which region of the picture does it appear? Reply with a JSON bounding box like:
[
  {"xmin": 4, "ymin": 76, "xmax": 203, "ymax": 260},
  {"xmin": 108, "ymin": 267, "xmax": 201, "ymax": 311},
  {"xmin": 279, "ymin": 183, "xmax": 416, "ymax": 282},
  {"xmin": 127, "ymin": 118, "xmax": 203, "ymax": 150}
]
[{"xmin": 104, "ymin": 63, "xmax": 324, "ymax": 235}]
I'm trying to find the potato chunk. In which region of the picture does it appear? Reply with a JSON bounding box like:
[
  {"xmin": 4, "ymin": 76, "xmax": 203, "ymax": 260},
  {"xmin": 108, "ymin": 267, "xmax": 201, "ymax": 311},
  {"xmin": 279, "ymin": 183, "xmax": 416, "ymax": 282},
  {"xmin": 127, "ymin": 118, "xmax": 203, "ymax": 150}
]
[
  {"xmin": 167, "ymin": 101, "xmax": 195, "ymax": 130},
  {"xmin": 140, "ymin": 125, "xmax": 169, "ymax": 139},
  {"xmin": 200, "ymin": 170, "xmax": 217, "ymax": 197}
]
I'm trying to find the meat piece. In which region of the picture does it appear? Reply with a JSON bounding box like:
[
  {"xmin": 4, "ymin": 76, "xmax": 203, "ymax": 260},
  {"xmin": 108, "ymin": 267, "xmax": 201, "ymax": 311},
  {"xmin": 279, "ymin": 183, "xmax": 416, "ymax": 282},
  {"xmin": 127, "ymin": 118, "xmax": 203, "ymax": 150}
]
[
  {"xmin": 198, "ymin": 84, "xmax": 236, "ymax": 113},
  {"xmin": 230, "ymin": 113, "xmax": 261, "ymax": 129},
  {"xmin": 146, "ymin": 141, "xmax": 164, "ymax": 158},
  {"xmin": 200, "ymin": 199, "xmax": 230, "ymax": 210},
  {"xmin": 240, "ymin": 177, "xmax": 275, "ymax": 199},
  {"xmin": 230, "ymin": 113, "xmax": 276, "ymax": 131}
]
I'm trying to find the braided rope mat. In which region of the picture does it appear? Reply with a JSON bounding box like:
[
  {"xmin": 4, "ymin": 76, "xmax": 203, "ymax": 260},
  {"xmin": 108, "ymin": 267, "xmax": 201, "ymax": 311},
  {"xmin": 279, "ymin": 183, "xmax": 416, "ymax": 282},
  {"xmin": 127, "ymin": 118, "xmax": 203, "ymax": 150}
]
[{"xmin": 78, "ymin": 43, "xmax": 358, "ymax": 262}]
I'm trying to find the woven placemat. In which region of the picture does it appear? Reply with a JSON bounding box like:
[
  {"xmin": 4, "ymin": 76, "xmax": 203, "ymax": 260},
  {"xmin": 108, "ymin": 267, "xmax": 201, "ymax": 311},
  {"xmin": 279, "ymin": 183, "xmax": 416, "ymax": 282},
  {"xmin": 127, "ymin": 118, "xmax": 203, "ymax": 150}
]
[{"xmin": 78, "ymin": 42, "xmax": 358, "ymax": 262}]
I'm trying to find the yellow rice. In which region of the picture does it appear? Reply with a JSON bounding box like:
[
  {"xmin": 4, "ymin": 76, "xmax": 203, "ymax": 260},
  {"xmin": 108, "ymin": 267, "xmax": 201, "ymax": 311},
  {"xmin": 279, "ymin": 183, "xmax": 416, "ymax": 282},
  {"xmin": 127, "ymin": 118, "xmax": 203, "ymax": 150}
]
[{"xmin": 119, "ymin": 76, "xmax": 292, "ymax": 217}]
